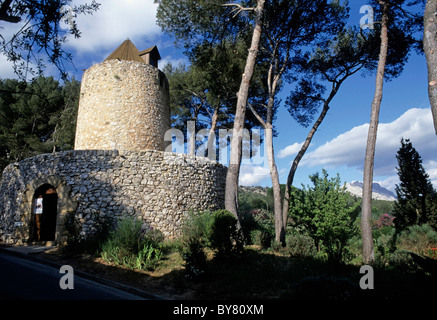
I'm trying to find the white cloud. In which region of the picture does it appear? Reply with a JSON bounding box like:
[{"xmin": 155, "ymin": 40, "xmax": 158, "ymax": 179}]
[
  {"xmin": 0, "ymin": 1, "xmax": 163, "ymax": 78},
  {"xmin": 376, "ymin": 159, "xmax": 437, "ymax": 193},
  {"xmin": 425, "ymin": 160, "xmax": 437, "ymax": 188},
  {"xmin": 301, "ymin": 108, "xmax": 437, "ymax": 188},
  {"xmin": 375, "ymin": 176, "xmax": 400, "ymax": 193},
  {"xmin": 159, "ymin": 55, "xmax": 189, "ymax": 69},
  {"xmin": 239, "ymin": 165, "xmax": 270, "ymax": 186},
  {"xmin": 66, "ymin": 0, "xmax": 162, "ymax": 54},
  {"xmin": 277, "ymin": 142, "xmax": 304, "ymax": 159},
  {"xmin": 0, "ymin": 55, "xmax": 18, "ymax": 79},
  {"xmin": 0, "ymin": 20, "xmax": 46, "ymax": 79},
  {"xmin": 301, "ymin": 123, "xmax": 368, "ymax": 168}
]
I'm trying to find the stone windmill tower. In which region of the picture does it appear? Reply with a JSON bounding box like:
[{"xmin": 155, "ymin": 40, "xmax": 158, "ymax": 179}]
[
  {"xmin": 0, "ymin": 40, "xmax": 228, "ymax": 245},
  {"xmin": 74, "ymin": 39, "xmax": 171, "ymax": 152}
]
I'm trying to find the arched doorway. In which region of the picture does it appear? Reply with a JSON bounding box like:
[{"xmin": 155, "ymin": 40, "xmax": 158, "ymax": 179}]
[{"xmin": 32, "ymin": 184, "xmax": 58, "ymax": 242}]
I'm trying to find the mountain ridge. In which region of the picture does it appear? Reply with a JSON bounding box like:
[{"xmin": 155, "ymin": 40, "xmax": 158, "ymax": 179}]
[{"xmin": 345, "ymin": 181, "xmax": 396, "ymax": 201}]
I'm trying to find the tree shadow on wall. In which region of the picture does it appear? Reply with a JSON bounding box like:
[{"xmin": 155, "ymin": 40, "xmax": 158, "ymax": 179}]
[{"xmin": 60, "ymin": 150, "xmax": 226, "ymax": 255}]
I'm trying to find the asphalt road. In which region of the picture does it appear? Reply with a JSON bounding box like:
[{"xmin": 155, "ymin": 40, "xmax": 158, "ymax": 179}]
[{"xmin": 0, "ymin": 251, "xmax": 146, "ymax": 300}]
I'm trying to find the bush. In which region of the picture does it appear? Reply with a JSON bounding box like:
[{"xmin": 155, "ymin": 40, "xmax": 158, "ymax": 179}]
[
  {"xmin": 286, "ymin": 233, "xmax": 317, "ymax": 258},
  {"xmin": 245, "ymin": 209, "xmax": 275, "ymax": 248},
  {"xmin": 181, "ymin": 211, "xmax": 213, "ymax": 245},
  {"xmin": 100, "ymin": 216, "xmax": 164, "ymax": 270},
  {"xmin": 388, "ymin": 250, "xmax": 418, "ymax": 273},
  {"xmin": 179, "ymin": 237, "xmax": 207, "ymax": 278},
  {"xmin": 250, "ymin": 229, "xmax": 272, "ymax": 248},
  {"xmin": 179, "ymin": 210, "xmax": 244, "ymax": 277},
  {"xmin": 373, "ymin": 226, "xmax": 396, "ymax": 264},
  {"xmin": 206, "ymin": 209, "xmax": 243, "ymax": 256},
  {"xmin": 178, "ymin": 211, "xmax": 212, "ymax": 278},
  {"xmin": 396, "ymin": 223, "xmax": 437, "ymax": 257},
  {"xmin": 239, "ymin": 211, "xmax": 259, "ymax": 244}
]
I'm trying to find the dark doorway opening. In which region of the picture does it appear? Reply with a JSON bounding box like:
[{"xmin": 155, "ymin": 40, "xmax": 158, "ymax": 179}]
[{"xmin": 32, "ymin": 184, "xmax": 58, "ymax": 242}]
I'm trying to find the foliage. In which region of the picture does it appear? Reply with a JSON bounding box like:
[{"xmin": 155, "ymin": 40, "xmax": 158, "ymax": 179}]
[
  {"xmin": 245, "ymin": 208, "xmax": 275, "ymax": 247},
  {"xmin": 375, "ymin": 213, "xmax": 395, "ymax": 229},
  {"xmin": 179, "ymin": 210, "xmax": 244, "ymax": 277},
  {"xmin": 393, "ymin": 138, "xmax": 437, "ymax": 231},
  {"xmin": 373, "ymin": 225, "xmax": 396, "ymax": 264},
  {"xmin": 163, "ymin": 37, "xmax": 270, "ymax": 157},
  {"xmin": 238, "ymin": 187, "xmax": 272, "ymax": 214},
  {"xmin": 289, "ymin": 170, "xmax": 360, "ymax": 262},
  {"xmin": 387, "ymin": 249, "xmax": 418, "ymax": 273},
  {"xmin": 287, "ymin": 27, "xmax": 381, "ymax": 127},
  {"xmin": 179, "ymin": 235, "xmax": 207, "ymax": 278},
  {"xmin": 250, "ymin": 229, "xmax": 272, "ymax": 248},
  {"xmin": 285, "ymin": 233, "xmax": 317, "ymax": 258},
  {"xmin": 371, "ymin": 200, "xmax": 395, "ymax": 217},
  {"xmin": 155, "ymin": 0, "xmax": 246, "ymax": 52},
  {"xmin": 396, "ymin": 224, "xmax": 437, "ymax": 257},
  {"xmin": 178, "ymin": 211, "xmax": 213, "ymax": 277},
  {"xmin": 100, "ymin": 216, "xmax": 164, "ymax": 270},
  {"xmin": 206, "ymin": 209, "xmax": 244, "ymax": 256},
  {"xmin": 101, "ymin": 241, "xmax": 163, "ymax": 271},
  {"xmin": 0, "ymin": 0, "xmax": 100, "ymax": 79},
  {"xmin": 0, "ymin": 76, "xmax": 80, "ymax": 173},
  {"xmin": 182, "ymin": 210, "xmax": 243, "ymax": 255},
  {"xmin": 107, "ymin": 216, "xmax": 142, "ymax": 254}
]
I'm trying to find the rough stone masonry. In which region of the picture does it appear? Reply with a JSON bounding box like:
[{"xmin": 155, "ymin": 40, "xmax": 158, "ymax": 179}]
[
  {"xmin": 0, "ymin": 150, "xmax": 226, "ymax": 244},
  {"xmin": 0, "ymin": 41, "xmax": 227, "ymax": 244}
]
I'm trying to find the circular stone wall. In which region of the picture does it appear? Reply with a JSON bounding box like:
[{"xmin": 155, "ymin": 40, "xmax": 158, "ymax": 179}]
[
  {"xmin": 0, "ymin": 150, "xmax": 227, "ymax": 244},
  {"xmin": 74, "ymin": 60, "xmax": 171, "ymax": 152}
]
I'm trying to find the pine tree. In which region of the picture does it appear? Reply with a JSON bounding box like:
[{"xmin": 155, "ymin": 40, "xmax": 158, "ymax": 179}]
[{"xmin": 393, "ymin": 138, "xmax": 437, "ymax": 231}]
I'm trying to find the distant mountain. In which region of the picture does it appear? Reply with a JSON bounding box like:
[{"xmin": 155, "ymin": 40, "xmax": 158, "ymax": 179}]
[{"xmin": 345, "ymin": 181, "xmax": 396, "ymax": 201}]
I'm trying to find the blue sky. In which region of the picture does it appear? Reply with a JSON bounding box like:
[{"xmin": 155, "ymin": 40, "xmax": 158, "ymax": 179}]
[{"xmin": 1, "ymin": 0, "xmax": 436, "ymax": 192}]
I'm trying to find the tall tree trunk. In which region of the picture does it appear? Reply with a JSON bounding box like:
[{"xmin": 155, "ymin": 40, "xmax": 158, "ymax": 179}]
[
  {"xmin": 362, "ymin": 2, "xmax": 389, "ymax": 265},
  {"xmin": 267, "ymin": 129, "xmax": 284, "ymax": 245},
  {"xmin": 424, "ymin": 0, "xmax": 437, "ymax": 135},
  {"xmin": 282, "ymin": 81, "xmax": 341, "ymax": 230},
  {"xmin": 264, "ymin": 94, "xmax": 284, "ymax": 244},
  {"xmin": 225, "ymin": 0, "xmax": 265, "ymax": 222},
  {"xmin": 282, "ymin": 101, "xmax": 330, "ymax": 226}
]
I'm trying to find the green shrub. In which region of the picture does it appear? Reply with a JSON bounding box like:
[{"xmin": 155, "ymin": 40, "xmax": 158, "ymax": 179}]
[
  {"xmin": 206, "ymin": 209, "xmax": 243, "ymax": 256},
  {"xmin": 242, "ymin": 208, "xmax": 275, "ymax": 248},
  {"xmin": 250, "ymin": 229, "xmax": 272, "ymax": 248},
  {"xmin": 373, "ymin": 226, "xmax": 396, "ymax": 264},
  {"xmin": 388, "ymin": 250, "xmax": 418, "ymax": 273},
  {"xmin": 109, "ymin": 216, "xmax": 142, "ymax": 254},
  {"xmin": 286, "ymin": 233, "xmax": 317, "ymax": 258},
  {"xmin": 180, "ymin": 210, "xmax": 243, "ymax": 256},
  {"xmin": 396, "ymin": 223, "xmax": 437, "ymax": 256},
  {"xmin": 135, "ymin": 244, "xmax": 163, "ymax": 270},
  {"xmin": 239, "ymin": 211, "xmax": 259, "ymax": 244},
  {"xmin": 179, "ymin": 210, "xmax": 244, "ymax": 277},
  {"xmin": 100, "ymin": 216, "xmax": 164, "ymax": 270},
  {"xmin": 178, "ymin": 211, "xmax": 212, "ymax": 277},
  {"xmin": 180, "ymin": 237, "xmax": 207, "ymax": 278},
  {"xmin": 181, "ymin": 211, "xmax": 213, "ymax": 245}
]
